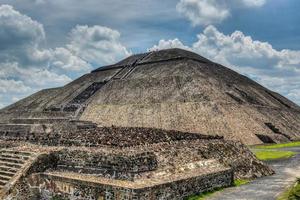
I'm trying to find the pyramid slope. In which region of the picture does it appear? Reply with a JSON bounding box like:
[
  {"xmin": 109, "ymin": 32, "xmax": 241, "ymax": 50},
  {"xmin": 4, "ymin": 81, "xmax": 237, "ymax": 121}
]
[{"xmin": 1, "ymin": 48, "xmax": 299, "ymax": 144}]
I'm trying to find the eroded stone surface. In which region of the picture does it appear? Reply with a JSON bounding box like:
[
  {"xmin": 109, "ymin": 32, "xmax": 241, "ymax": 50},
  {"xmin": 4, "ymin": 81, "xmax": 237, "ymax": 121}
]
[
  {"xmin": 0, "ymin": 48, "xmax": 299, "ymax": 145},
  {"xmin": 0, "ymin": 126, "xmax": 273, "ymax": 200},
  {"xmin": 0, "ymin": 48, "xmax": 288, "ymax": 199}
]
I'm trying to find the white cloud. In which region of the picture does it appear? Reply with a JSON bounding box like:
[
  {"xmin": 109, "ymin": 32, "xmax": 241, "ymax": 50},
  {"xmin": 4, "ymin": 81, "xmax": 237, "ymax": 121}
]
[
  {"xmin": 12, "ymin": 96, "xmax": 20, "ymax": 102},
  {"xmin": 150, "ymin": 25, "xmax": 300, "ymax": 105},
  {"xmin": 0, "ymin": 62, "xmax": 71, "ymax": 107},
  {"xmin": 287, "ymin": 89, "xmax": 300, "ymax": 104},
  {"xmin": 150, "ymin": 38, "xmax": 191, "ymax": 51},
  {"xmin": 0, "ymin": 4, "xmax": 45, "ymax": 44},
  {"xmin": 0, "ymin": 79, "xmax": 31, "ymax": 94},
  {"xmin": 0, "ymin": 63, "xmax": 72, "ymax": 87},
  {"xmin": 0, "ymin": 5, "xmax": 130, "ymax": 108},
  {"xmin": 67, "ymin": 25, "xmax": 131, "ymax": 66},
  {"xmin": 176, "ymin": 0, "xmax": 266, "ymax": 26},
  {"xmin": 0, "ymin": 4, "xmax": 88, "ymax": 73},
  {"xmin": 50, "ymin": 47, "xmax": 89, "ymax": 72},
  {"xmin": 242, "ymin": 0, "xmax": 266, "ymax": 7},
  {"xmin": 176, "ymin": 0, "xmax": 229, "ymax": 26}
]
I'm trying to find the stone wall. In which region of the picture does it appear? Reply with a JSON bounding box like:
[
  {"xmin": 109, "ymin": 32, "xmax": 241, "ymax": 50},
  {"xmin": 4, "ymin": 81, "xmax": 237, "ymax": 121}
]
[
  {"xmin": 81, "ymin": 102, "xmax": 300, "ymax": 145},
  {"xmin": 55, "ymin": 149, "xmax": 158, "ymax": 181},
  {"xmin": 53, "ymin": 139, "xmax": 273, "ymax": 181},
  {"xmin": 121, "ymin": 139, "xmax": 274, "ymax": 180},
  {"xmin": 25, "ymin": 169, "xmax": 233, "ymax": 200},
  {"xmin": 0, "ymin": 124, "xmax": 274, "ymax": 180},
  {"xmin": 135, "ymin": 170, "xmax": 233, "ymax": 200},
  {"xmin": 0, "ymin": 126, "xmax": 222, "ymax": 147},
  {"xmin": 196, "ymin": 140, "xmax": 274, "ymax": 179},
  {"xmin": 0, "ymin": 140, "xmax": 19, "ymax": 148},
  {"xmin": 0, "ymin": 132, "xmax": 274, "ymax": 199},
  {"xmin": 0, "ymin": 130, "xmax": 274, "ymax": 181}
]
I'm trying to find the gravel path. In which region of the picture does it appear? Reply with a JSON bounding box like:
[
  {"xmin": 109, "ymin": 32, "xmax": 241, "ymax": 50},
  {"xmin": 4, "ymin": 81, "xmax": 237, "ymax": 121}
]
[{"xmin": 207, "ymin": 147, "xmax": 300, "ymax": 200}]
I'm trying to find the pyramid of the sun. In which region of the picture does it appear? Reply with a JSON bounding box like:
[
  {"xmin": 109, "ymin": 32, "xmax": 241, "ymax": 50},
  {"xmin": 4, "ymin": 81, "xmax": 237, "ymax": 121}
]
[{"xmin": 1, "ymin": 48, "xmax": 299, "ymax": 145}]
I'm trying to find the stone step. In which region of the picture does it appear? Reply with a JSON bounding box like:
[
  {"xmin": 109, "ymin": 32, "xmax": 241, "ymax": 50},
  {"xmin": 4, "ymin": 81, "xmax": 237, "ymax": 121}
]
[
  {"xmin": 0, "ymin": 161, "xmax": 23, "ymax": 169},
  {"xmin": 0, "ymin": 174, "xmax": 11, "ymax": 181},
  {"xmin": 10, "ymin": 118, "xmax": 69, "ymax": 124},
  {"xmin": 0, "ymin": 179, "xmax": 8, "ymax": 186},
  {"xmin": 0, "ymin": 150, "xmax": 33, "ymax": 157},
  {"xmin": 0, "ymin": 124, "xmax": 32, "ymax": 134},
  {"xmin": 0, "ymin": 150, "xmax": 37, "ymax": 193},
  {"xmin": 0, "ymin": 166, "xmax": 17, "ymax": 173},
  {"xmin": 0, "ymin": 170, "xmax": 15, "ymax": 177},
  {"xmin": 0, "ymin": 157, "xmax": 25, "ymax": 164},
  {"xmin": 0, "ymin": 153, "xmax": 30, "ymax": 160}
]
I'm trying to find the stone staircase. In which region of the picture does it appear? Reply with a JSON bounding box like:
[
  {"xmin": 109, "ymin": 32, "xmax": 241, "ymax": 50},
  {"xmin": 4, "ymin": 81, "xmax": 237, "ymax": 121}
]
[{"xmin": 0, "ymin": 150, "xmax": 37, "ymax": 195}]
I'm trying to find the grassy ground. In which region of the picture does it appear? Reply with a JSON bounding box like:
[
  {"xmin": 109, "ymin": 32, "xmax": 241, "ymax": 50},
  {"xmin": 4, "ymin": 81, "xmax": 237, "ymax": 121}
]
[
  {"xmin": 277, "ymin": 179, "xmax": 300, "ymax": 200},
  {"xmin": 187, "ymin": 180, "xmax": 250, "ymax": 200},
  {"xmin": 187, "ymin": 189, "xmax": 223, "ymax": 200},
  {"xmin": 254, "ymin": 150, "xmax": 296, "ymax": 161},
  {"xmin": 254, "ymin": 141, "xmax": 300, "ymax": 149},
  {"xmin": 189, "ymin": 141, "xmax": 300, "ymax": 199},
  {"xmin": 234, "ymin": 179, "xmax": 250, "ymax": 186},
  {"xmin": 251, "ymin": 141, "xmax": 300, "ymax": 161}
]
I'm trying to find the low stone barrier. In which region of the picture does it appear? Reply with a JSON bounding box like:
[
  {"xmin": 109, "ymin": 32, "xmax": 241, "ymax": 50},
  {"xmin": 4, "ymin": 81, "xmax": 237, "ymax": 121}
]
[
  {"xmin": 0, "ymin": 126, "xmax": 223, "ymax": 147},
  {"xmin": 26, "ymin": 168, "xmax": 233, "ymax": 200},
  {"xmin": 55, "ymin": 149, "xmax": 158, "ymax": 181}
]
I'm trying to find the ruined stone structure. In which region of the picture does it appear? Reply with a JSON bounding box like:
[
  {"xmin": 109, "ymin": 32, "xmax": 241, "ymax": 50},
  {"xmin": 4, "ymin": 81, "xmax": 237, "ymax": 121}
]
[
  {"xmin": 0, "ymin": 126, "xmax": 273, "ymax": 200},
  {"xmin": 0, "ymin": 48, "xmax": 299, "ymax": 145},
  {"xmin": 0, "ymin": 48, "xmax": 296, "ymax": 199}
]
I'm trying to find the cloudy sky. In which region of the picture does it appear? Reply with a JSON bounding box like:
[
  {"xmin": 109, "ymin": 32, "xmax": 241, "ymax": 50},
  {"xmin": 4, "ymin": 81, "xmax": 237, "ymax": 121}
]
[{"xmin": 0, "ymin": 0, "xmax": 299, "ymax": 107}]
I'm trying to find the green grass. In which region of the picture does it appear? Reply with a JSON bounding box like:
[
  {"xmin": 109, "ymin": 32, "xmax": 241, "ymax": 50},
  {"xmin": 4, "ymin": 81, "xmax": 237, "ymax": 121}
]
[
  {"xmin": 187, "ymin": 180, "xmax": 250, "ymax": 200},
  {"xmin": 251, "ymin": 141, "xmax": 300, "ymax": 161},
  {"xmin": 187, "ymin": 188, "xmax": 224, "ymax": 200},
  {"xmin": 277, "ymin": 179, "xmax": 300, "ymax": 200},
  {"xmin": 234, "ymin": 179, "xmax": 250, "ymax": 186},
  {"xmin": 254, "ymin": 150, "xmax": 296, "ymax": 161},
  {"xmin": 254, "ymin": 141, "xmax": 300, "ymax": 149}
]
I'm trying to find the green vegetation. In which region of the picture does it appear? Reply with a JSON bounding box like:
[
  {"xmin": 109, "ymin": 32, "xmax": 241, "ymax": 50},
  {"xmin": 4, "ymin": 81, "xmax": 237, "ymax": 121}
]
[
  {"xmin": 251, "ymin": 141, "xmax": 300, "ymax": 161},
  {"xmin": 254, "ymin": 150, "xmax": 296, "ymax": 161},
  {"xmin": 187, "ymin": 188, "xmax": 224, "ymax": 200},
  {"xmin": 187, "ymin": 179, "xmax": 250, "ymax": 200},
  {"xmin": 254, "ymin": 141, "xmax": 300, "ymax": 149},
  {"xmin": 234, "ymin": 179, "xmax": 250, "ymax": 186},
  {"xmin": 277, "ymin": 179, "xmax": 300, "ymax": 200}
]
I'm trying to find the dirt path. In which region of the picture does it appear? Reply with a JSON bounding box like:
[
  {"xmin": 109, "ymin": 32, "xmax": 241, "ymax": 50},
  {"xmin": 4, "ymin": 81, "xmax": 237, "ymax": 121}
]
[{"xmin": 207, "ymin": 147, "xmax": 300, "ymax": 200}]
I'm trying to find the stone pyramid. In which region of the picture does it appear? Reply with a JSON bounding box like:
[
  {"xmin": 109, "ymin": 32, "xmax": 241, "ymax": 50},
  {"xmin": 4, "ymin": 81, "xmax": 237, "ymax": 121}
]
[{"xmin": 1, "ymin": 48, "xmax": 299, "ymax": 145}]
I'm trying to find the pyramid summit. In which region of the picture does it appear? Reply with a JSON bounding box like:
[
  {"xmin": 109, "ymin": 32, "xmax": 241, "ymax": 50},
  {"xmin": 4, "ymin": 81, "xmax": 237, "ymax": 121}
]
[{"xmin": 1, "ymin": 48, "xmax": 299, "ymax": 145}]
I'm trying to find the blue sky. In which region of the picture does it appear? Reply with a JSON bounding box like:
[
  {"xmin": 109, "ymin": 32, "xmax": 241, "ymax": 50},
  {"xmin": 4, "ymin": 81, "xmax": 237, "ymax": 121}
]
[{"xmin": 0, "ymin": 0, "xmax": 299, "ymax": 107}]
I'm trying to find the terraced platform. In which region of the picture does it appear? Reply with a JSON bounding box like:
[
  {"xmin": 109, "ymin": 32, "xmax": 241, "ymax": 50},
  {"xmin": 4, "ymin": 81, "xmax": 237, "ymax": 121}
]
[
  {"xmin": 0, "ymin": 125, "xmax": 274, "ymax": 200},
  {"xmin": 29, "ymin": 159, "xmax": 232, "ymax": 200},
  {"xmin": 0, "ymin": 149, "xmax": 38, "ymax": 198}
]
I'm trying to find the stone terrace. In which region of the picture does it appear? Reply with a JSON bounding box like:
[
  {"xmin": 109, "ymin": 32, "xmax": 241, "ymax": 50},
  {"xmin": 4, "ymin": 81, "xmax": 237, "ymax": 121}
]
[
  {"xmin": 0, "ymin": 126, "xmax": 274, "ymax": 199},
  {"xmin": 19, "ymin": 126, "xmax": 221, "ymax": 147}
]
